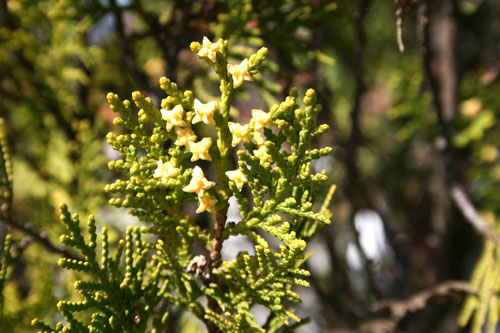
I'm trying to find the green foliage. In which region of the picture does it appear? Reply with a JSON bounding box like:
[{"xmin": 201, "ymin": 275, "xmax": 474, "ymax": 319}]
[
  {"xmin": 0, "ymin": 118, "xmax": 14, "ymax": 314},
  {"xmin": 32, "ymin": 204, "xmax": 169, "ymax": 332},
  {"xmin": 212, "ymin": 0, "xmax": 338, "ymax": 73},
  {"xmin": 0, "ymin": 234, "xmax": 13, "ymax": 314},
  {"xmin": 6, "ymin": 0, "xmax": 500, "ymax": 332},
  {"xmin": 459, "ymin": 223, "xmax": 500, "ymax": 333},
  {"xmin": 454, "ymin": 109, "xmax": 496, "ymax": 148},
  {"xmin": 455, "ymin": 50, "xmax": 500, "ymax": 333},
  {"xmin": 0, "ymin": 0, "xmax": 108, "ymax": 212},
  {"xmin": 32, "ymin": 37, "xmax": 333, "ymax": 332},
  {"xmin": 0, "ymin": 119, "xmax": 13, "ymax": 214},
  {"xmin": 1, "ymin": 1, "xmax": 341, "ymax": 330}
]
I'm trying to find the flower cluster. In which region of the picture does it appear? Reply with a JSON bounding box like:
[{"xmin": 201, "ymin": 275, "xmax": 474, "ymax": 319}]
[
  {"xmin": 147, "ymin": 37, "xmax": 274, "ymax": 214},
  {"xmin": 196, "ymin": 36, "xmax": 254, "ymax": 89},
  {"xmin": 158, "ymin": 101, "xmax": 216, "ymax": 212}
]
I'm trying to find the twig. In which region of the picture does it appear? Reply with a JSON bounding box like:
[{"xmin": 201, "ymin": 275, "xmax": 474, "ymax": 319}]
[
  {"xmin": 209, "ymin": 205, "xmax": 228, "ymax": 275},
  {"xmin": 328, "ymin": 280, "xmax": 475, "ymax": 333},
  {"xmin": 9, "ymin": 236, "xmax": 34, "ymax": 255},
  {"xmin": 451, "ymin": 185, "xmax": 500, "ymax": 243},
  {"xmin": 371, "ymin": 280, "xmax": 475, "ymax": 318},
  {"xmin": 203, "ymin": 47, "xmax": 234, "ymax": 331},
  {"xmin": 0, "ymin": 212, "xmax": 81, "ymax": 260},
  {"xmin": 205, "ymin": 204, "xmax": 228, "ymax": 332},
  {"xmin": 395, "ymin": 6, "xmax": 405, "ymax": 52}
]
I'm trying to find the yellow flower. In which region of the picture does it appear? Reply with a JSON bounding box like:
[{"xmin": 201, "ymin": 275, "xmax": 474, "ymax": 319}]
[
  {"xmin": 228, "ymin": 122, "xmax": 250, "ymax": 147},
  {"xmin": 193, "ymin": 99, "xmax": 217, "ymax": 125},
  {"xmin": 251, "ymin": 109, "xmax": 272, "ymax": 130},
  {"xmin": 197, "ymin": 36, "xmax": 222, "ymax": 62},
  {"xmin": 196, "ymin": 194, "xmax": 218, "ymax": 214},
  {"xmin": 253, "ymin": 145, "xmax": 271, "ymax": 165},
  {"xmin": 188, "ymin": 137, "xmax": 212, "ymax": 161},
  {"xmin": 227, "ymin": 58, "xmax": 253, "ymax": 89},
  {"xmin": 161, "ymin": 105, "xmax": 186, "ymax": 131},
  {"xmin": 174, "ymin": 127, "xmax": 197, "ymax": 147},
  {"xmin": 183, "ymin": 166, "xmax": 215, "ymax": 196},
  {"xmin": 225, "ymin": 169, "xmax": 248, "ymax": 191},
  {"xmin": 153, "ymin": 160, "xmax": 180, "ymax": 185}
]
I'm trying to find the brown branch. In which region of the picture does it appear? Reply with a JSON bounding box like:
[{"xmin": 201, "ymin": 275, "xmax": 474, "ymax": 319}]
[
  {"xmin": 209, "ymin": 205, "xmax": 228, "ymax": 274},
  {"xmin": 9, "ymin": 236, "xmax": 34, "ymax": 255},
  {"xmin": 206, "ymin": 203, "xmax": 228, "ymax": 332},
  {"xmin": 329, "ymin": 280, "xmax": 475, "ymax": 333},
  {"xmin": 371, "ymin": 280, "xmax": 475, "ymax": 318},
  {"xmin": 0, "ymin": 212, "xmax": 81, "ymax": 260},
  {"xmin": 451, "ymin": 185, "xmax": 500, "ymax": 243},
  {"xmin": 420, "ymin": 0, "xmax": 500, "ymax": 244}
]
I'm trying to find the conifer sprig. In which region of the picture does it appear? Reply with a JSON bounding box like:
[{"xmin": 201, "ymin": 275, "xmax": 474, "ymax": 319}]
[
  {"xmin": 0, "ymin": 234, "xmax": 13, "ymax": 314},
  {"xmin": 33, "ymin": 37, "xmax": 334, "ymax": 332},
  {"xmin": 33, "ymin": 205, "xmax": 167, "ymax": 332},
  {"xmin": 0, "ymin": 119, "xmax": 12, "ymax": 214},
  {"xmin": 459, "ymin": 221, "xmax": 500, "ymax": 333}
]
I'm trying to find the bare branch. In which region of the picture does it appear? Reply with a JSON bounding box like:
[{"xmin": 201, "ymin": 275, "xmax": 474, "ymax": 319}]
[
  {"xmin": 395, "ymin": 6, "xmax": 405, "ymax": 52},
  {"xmin": 329, "ymin": 280, "xmax": 475, "ymax": 333},
  {"xmin": 206, "ymin": 203, "xmax": 229, "ymax": 332},
  {"xmin": 372, "ymin": 280, "xmax": 475, "ymax": 318},
  {"xmin": 451, "ymin": 185, "xmax": 500, "ymax": 243},
  {"xmin": 0, "ymin": 212, "xmax": 81, "ymax": 260}
]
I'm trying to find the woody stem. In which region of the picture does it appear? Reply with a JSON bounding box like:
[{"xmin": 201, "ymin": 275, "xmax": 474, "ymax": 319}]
[{"xmin": 206, "ymin": 41, "xmax": 234, "ymax": 332}]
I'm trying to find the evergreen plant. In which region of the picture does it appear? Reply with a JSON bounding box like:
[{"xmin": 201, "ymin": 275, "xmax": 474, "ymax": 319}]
[{"xmin": 30, "ymin": 37, "xmax": 334, "ymax": 332}]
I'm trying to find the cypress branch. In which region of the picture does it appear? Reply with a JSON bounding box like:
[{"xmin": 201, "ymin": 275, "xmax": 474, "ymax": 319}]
[{"xmin": 35, "ymin": 37, "xmax": 333, "ymax": 332}]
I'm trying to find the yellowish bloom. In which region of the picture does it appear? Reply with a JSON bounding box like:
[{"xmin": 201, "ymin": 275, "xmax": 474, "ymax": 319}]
[
  {"xmin": 251, "ymin": 109, "xmax": 272, "ymax": 131},
  {"xmin": 161, "ymin": 105, "xmax": 186, "ymax": 131},
  {"xmin": 253, "ymin": 145, "xmax": 271, "ymax": 165},
  {"xmin": 197, "ymin": 36, "xmax": 222, "ymax": 62},
  {"xmin": 228, "ymin": 122, "xmax": 250, "ymax": 147},
  {"xmin": 174, "ymin": 127, "xmax": 197, "ymax": 147},
  {"xmin": 183, "ymin": 166, "xmax": 215, "ymax": 196},
  {"xmin": 153, "ymin": 160, "xmax": 180, "ymax": 185},
  {"xmin": 196, "ymin": 194, "xmax": 218, "ymax": 214},
  {"xmin": 227, "ymin": 58, "xmax": 253, "ymax": 89},
  {"xmin": 225, "ymin": 169, "xmax": 248, "ymax": 191},
  {"xmin": 193, "ymin": 99, "xmax": 217, "ymax": 125},
  {"xmin": 188, "ymin": 137, "xmax": 212, "ymax": 161}
]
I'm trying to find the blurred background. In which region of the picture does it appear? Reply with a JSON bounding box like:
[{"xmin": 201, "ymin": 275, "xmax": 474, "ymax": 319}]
[{"xmin": 1, "ymin": 0, "xmax": 500, "ymax": 331}]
